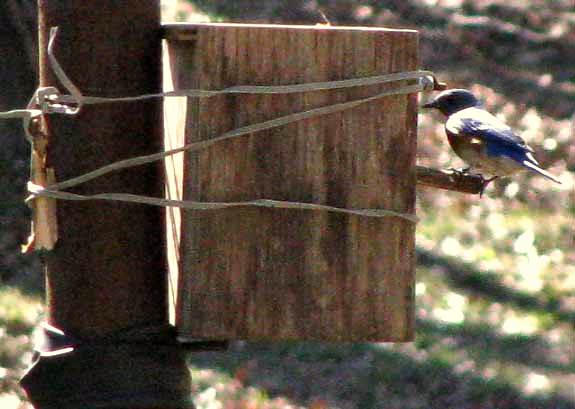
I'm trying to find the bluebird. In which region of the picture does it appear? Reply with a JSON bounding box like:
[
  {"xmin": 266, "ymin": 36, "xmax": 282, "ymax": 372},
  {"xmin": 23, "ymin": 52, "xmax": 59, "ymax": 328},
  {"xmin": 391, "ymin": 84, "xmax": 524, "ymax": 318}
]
[{"xmin": 423, "ymin": 89, "xmax": 561, "ymax": 194}]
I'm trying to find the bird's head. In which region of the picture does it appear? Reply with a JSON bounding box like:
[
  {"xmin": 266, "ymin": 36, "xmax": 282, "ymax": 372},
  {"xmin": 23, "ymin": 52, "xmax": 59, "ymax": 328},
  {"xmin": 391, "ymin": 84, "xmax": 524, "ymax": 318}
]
[{"xmin": 422, "ymin": 89, "xmax": 481, "ymax": 116}]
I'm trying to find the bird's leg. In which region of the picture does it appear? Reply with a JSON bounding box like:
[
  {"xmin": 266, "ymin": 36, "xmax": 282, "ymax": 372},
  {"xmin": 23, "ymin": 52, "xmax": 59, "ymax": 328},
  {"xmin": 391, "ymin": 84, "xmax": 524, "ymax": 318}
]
[{"xmin": 479, "ymin": 176, "xmax": 498, "ymax": 198}]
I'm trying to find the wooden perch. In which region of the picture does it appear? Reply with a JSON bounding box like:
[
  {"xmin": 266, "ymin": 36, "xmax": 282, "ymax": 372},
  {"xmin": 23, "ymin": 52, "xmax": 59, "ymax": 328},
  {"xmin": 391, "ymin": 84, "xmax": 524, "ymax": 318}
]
[{"xmin": 416, "ymin": 165, "xmax": 485, "ymax": 195}]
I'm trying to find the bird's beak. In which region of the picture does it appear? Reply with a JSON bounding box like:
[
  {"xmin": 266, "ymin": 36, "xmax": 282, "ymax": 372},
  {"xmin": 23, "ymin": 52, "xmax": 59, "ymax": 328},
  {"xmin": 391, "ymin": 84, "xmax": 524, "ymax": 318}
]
[{"xmin": 422, "ymin": 101, "xmax": 436, "ymax": 109}]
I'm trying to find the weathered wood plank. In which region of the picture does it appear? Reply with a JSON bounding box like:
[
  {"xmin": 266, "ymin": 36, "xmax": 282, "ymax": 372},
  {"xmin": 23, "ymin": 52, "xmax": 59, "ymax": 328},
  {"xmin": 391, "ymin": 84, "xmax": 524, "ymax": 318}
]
[{"xmin": 166, "ymin": 23, "xmax": 418, "ymax": 341}]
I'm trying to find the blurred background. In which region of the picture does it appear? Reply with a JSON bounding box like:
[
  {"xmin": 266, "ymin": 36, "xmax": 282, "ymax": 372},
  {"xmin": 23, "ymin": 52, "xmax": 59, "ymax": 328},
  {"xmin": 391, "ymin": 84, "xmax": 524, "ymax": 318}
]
[{"xmin": 1, "ymin": 0, "xmax": 573, "ymax": 408}]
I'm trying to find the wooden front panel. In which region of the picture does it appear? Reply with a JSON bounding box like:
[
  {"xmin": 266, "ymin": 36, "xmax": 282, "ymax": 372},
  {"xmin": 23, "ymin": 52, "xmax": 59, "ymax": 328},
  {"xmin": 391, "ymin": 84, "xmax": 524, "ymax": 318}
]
[{"xmin": 166, "ymin": 23, "xmax": 418, "ymax": 341}]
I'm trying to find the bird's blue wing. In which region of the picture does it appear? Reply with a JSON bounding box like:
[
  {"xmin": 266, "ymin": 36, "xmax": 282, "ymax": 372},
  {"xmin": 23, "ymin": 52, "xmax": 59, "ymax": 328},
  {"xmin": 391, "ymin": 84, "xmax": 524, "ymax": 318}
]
[
  {"xmin": 446, "ymin": 107, "xmax": 533, "ymax": 153},
  {"xmin": 444, "ymin": 107, "xmax": 561, "ymax": 184}
]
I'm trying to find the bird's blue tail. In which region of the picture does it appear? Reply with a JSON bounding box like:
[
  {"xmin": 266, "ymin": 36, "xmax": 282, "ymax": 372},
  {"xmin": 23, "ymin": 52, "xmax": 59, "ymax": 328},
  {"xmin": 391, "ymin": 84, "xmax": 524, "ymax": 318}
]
[
  {"xmin": 520, "ymin": 159, "xmax": 562, "ymax": 184},
  {"xmin": 503, "ymin": 149, "xmax": 562, "ymax": 184}
]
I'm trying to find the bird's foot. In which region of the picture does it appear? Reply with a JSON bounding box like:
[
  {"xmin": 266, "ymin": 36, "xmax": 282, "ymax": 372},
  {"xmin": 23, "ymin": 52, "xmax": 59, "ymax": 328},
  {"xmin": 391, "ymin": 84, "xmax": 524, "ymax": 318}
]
[
  {"xmin": 448, "ymin": 167, "xmax": 472, "ymax": 176},
  {"xmin": 479, "ymin": 175, "xmax": 498, "ymax": 198},
  {"xmin": 446, "ymin": 168, "xmax": 496, "ymax": 197}
]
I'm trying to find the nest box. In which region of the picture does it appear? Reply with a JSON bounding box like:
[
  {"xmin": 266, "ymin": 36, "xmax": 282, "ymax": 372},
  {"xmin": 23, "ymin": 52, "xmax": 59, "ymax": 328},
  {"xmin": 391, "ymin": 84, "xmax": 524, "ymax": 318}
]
[{"xmin": 163, "ymin": 23, "xmax": 418, "ymax": 342}]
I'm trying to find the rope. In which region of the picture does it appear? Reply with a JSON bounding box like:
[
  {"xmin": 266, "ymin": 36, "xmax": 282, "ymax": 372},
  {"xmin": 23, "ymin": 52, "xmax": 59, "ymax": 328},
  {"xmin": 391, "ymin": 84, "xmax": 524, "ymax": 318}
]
[
  {"xmin": 45, "ymin": 83, "xmax": 426, "ymax": 193},
  {"xmin": 4, "ymin": 26, "xmax": 440, "ymax": 223},
  {"xmin": 0, "ymin": 107, "xmax": 42, "ymax": 143},
  {"xmin": 27, "ymin": 183, "xmax": 419, "ymax": 223}
]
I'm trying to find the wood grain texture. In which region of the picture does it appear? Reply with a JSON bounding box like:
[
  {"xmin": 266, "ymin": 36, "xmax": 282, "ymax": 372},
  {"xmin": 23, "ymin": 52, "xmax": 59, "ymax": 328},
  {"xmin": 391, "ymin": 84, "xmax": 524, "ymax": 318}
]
[
  {"xmin": 42, "ymin": 1, "xmax": 166, "ymax": 337},
  {"xmin": 166, "ymin": 23, "xmax": 418, "ymax": 341}
]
